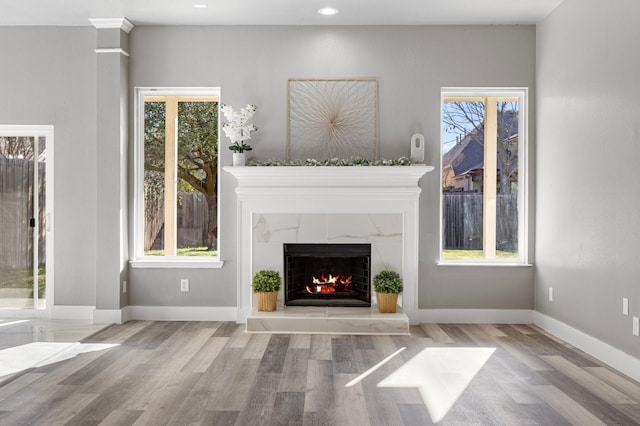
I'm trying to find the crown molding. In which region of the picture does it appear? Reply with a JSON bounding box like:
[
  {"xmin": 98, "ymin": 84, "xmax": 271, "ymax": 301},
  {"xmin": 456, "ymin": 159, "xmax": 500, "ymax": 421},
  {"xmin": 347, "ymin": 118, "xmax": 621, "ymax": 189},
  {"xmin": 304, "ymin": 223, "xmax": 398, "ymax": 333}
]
[{"xmin": 89, "ymin": 18, "xmax": 134, "ymax": 33}]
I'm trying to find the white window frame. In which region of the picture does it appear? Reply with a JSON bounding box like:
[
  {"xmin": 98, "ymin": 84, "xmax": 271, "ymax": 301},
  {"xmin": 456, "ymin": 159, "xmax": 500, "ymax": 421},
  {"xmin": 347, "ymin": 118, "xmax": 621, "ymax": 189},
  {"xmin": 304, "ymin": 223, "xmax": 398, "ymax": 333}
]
[
  {"xmin": 439, "ymin": 87, "xmax": 529, "ymax": 266},
  {"xmin": 131, "ymin": 87, "xmax": 223, "ymax": 269}
]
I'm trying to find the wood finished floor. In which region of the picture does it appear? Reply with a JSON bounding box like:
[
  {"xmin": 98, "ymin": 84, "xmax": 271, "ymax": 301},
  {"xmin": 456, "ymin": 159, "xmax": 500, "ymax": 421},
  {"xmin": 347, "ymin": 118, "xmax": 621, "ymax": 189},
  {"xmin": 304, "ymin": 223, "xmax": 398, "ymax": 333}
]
[{"xmin": 0, "ymin": 322, "xmax": 639, "ymax": 425}]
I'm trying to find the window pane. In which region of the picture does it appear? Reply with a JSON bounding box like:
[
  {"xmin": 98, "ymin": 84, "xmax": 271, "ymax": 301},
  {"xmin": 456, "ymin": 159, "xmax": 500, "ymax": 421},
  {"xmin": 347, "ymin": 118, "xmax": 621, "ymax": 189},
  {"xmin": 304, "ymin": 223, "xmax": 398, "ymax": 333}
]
[
  {"xmin": 142, "ymin": 98, "xmax": 218, "ymax": 257},
  {"xmin": 442, "ymin": 95, "xmax": 523, "ymax": 261},
  {"xmin": 0, "ymin": 137, "xmax": 36, "ymax": 307},
  {"xmin": 37, "ymin": 136, "xmax": 46, "ymax": 307},
  {"xmin": 495, "ymin": 101, "xmax": 519, "ymax": 258},
  {"xmin": 143, "ymin": 101, "xmax": 166, "ymax": 256},
  {"xmin": 175, "ymin": 101, "xmax": 218, "ymax": 257},
  {"xmin": 442, "ymin": 100, "xmax": 485, "ymax": 259}
]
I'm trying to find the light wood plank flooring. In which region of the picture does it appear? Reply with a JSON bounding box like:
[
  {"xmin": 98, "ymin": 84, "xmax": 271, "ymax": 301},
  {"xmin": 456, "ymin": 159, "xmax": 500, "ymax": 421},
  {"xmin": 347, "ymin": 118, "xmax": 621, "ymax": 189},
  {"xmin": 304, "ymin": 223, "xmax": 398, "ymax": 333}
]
[{"xmin": 0, "ymin": 321, "xmax": 639, "ymax": 425}]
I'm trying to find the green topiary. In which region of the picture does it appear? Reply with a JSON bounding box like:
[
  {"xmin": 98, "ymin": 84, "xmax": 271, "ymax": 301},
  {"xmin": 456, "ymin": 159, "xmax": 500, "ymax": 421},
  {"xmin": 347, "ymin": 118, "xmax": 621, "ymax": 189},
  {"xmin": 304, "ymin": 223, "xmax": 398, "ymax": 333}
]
[
  {"xmin": 373, "ymin": 270, "xmax": 403, "ymax": 294},
  {"xmin": 252, "ymin": 269, "xmax": 281, "ymax": 293}
]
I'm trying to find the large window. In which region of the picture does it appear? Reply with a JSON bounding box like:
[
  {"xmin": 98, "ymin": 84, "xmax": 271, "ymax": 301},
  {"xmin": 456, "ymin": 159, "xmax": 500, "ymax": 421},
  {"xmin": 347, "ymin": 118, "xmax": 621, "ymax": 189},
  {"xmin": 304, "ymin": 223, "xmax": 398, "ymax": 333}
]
[
  {"xmin": 440, "ymin": 88, "xmax": 527, "ymax": 263},
  {"xmin": 134, "ymin": 88, "xmax": 221, "ymax": 264}
]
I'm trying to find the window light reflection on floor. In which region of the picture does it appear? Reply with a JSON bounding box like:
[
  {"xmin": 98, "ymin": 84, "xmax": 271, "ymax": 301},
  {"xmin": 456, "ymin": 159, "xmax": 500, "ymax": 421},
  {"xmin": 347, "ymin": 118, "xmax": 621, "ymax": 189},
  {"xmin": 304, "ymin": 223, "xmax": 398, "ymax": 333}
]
[
  {"xmin": 0, "ymin": 342, "xmax": 119, "ymax": 381},
  {"xmin": 0, "ymin": 320, "xmax": 29, "ymax": 328},
  {"xmin": 345, "ymin": 347, "xmax": 406, "ymax": 388},
  {"xmin": 377, "ymin": 347, "xmax": 496, "ymax": 423}
]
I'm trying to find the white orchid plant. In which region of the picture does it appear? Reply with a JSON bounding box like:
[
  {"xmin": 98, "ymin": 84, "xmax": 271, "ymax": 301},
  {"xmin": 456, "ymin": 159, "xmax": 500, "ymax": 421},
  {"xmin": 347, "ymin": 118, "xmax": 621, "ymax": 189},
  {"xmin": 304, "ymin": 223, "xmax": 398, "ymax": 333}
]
[{"xmin": 220, "ymin": 103, "xmax": 258, "ymax": 153}]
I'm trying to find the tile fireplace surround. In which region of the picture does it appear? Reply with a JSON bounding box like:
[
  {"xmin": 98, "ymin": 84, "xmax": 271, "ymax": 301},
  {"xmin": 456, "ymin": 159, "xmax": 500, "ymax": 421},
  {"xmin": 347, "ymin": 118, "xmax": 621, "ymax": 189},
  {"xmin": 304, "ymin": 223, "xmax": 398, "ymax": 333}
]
[{"xmin": 224, "ymin": 165, "xmax": 434, "ymax": 334}]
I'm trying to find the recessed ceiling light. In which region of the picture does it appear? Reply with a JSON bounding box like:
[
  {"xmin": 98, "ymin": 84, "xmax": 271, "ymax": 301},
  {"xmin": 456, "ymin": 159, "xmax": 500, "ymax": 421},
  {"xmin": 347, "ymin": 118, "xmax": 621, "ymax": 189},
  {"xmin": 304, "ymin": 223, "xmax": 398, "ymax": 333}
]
[
  {"xmin": 194, "ymin": 4, "xmax": 208, "ymax": 8},
  {"xmin": 318, "ymin": 7, "xmax": 339, "ymax": 16}
]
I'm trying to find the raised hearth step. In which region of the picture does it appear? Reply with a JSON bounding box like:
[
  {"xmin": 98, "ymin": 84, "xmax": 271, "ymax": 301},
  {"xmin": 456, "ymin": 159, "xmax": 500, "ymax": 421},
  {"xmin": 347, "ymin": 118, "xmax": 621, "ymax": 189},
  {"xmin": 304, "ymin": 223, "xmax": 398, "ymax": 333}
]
[{"xmin": 246, "ymin": 306, "xmax": 409, "ymax": 335}]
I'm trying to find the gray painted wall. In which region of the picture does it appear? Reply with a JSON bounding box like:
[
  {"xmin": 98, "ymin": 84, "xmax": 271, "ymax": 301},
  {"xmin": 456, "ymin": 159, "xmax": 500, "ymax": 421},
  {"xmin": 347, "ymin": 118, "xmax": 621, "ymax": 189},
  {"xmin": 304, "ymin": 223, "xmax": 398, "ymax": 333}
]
[
  {"xmin": 0, "ymin": 24, "xmax": 536, "ymax": 313},
  {"xmin": 128, "ymin": 25, "xmax": 536, "ymax": 309},
  {"xmin": 537, "ymin": 0, "xmax": 640, "ymax": 358},
  {"xmin": 0, "ymin": 27, "xmax": 97, "ymax": 307}
]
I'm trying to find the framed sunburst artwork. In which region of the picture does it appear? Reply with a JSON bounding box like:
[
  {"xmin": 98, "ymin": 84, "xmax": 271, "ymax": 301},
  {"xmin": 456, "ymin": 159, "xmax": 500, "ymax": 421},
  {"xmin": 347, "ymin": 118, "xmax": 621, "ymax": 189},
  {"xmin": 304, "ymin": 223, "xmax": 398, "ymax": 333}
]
[{"xmin": 287, "ymin": 78, "xmax": 379, "ymax": 161}]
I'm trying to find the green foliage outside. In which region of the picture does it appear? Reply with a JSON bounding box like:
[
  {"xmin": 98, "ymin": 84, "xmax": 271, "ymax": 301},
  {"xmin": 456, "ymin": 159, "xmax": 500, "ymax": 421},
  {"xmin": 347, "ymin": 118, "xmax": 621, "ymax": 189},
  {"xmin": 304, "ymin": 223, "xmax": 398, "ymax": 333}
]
[
  {"xmin": 144, "ymin": 247, "xmax": 217, "ymax": 257},
  {"xmin": 442, "ymin": 249, "xmax": 518, "ymax": 259},
  {"xmin": 0, "ymin": 266, "xmax": 46, "ymax": 298},
  {"xmin": 144, "ymin": 100, "xmax": 219, "ymax": 251},
  {"xmin": 252, "ymin": 270, "xmax": 282, "ymax": 293},
  {"xmin": 373, "ymin": 270, "xmax": 403, "ymax": 294}
]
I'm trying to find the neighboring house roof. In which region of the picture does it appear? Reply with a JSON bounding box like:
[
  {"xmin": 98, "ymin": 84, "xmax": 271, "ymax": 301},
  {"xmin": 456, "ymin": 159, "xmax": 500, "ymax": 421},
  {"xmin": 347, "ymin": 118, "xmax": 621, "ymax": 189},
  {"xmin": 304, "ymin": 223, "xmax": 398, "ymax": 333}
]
[
  {"xmin": 443, "ymin": 125, "xmax": 485, "ymax": 177},
  {"xmin": 443, "ymin": 110, "xmax": 519, "ymax": 177}
]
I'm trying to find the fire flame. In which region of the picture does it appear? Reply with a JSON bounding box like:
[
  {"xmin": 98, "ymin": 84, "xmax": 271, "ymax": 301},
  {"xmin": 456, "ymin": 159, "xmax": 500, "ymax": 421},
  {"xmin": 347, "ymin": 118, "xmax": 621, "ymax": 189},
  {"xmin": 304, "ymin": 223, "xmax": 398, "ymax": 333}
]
[
  {"xmin": 306, "ymin": 285, "xmax": 336, "ymax": 294},
  {"xmin": 305, "ymin": 274, "xmax": 352, "ymax": 294}
]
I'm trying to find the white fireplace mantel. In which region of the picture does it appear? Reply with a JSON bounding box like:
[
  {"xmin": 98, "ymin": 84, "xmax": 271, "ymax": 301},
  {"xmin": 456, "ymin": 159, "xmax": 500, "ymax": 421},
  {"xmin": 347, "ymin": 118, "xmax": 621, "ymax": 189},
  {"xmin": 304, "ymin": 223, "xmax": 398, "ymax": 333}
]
[
  {"xmin": 225, "ymin": 165, "xmax": 432, "ymax": 189},
  {"xmin": 224, "ymin": 164, "xmax": 434, "ymax": 325}
]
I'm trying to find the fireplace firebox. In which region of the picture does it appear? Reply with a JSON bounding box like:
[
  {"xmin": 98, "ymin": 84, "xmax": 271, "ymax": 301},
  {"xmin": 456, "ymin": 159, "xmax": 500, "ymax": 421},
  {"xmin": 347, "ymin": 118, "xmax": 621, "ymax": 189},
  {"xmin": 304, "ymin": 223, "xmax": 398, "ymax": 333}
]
[{"xmin": 284, "ymin": 243, "xmax": 371, "ymax": 307}]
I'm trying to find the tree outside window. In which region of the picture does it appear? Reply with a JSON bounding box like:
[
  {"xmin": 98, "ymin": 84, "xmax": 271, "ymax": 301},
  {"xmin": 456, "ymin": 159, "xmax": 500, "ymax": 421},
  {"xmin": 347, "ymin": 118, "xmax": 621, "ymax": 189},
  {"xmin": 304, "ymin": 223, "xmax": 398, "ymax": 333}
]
[
  {"xmin": 141, "ymin": 94, "xmax": 219, "ymax": 257},
  {"xmin": 441, "ymin": 89, "xmax": 526, "ymax": 262}
]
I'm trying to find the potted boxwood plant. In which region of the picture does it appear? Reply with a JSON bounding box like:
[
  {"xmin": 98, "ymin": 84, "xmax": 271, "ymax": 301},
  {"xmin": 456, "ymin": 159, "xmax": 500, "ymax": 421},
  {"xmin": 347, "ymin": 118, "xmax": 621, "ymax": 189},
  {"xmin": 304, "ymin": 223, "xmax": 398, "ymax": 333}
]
[
  {"xmin": 373, "ymin": 270, "xmax": 403, "ymax": 313},
  {"xmin": 252, "ymin": 269, "xmax": 281, "ymax": 312}
]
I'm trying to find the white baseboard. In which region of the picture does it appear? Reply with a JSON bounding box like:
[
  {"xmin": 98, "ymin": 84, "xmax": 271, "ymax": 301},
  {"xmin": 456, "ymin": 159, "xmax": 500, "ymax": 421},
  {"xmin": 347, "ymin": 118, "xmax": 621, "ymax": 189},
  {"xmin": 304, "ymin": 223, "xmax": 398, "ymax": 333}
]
[
  {"xmin": 411, "ymin": 309, "xmax": 534, "ymax": 325},
  {"xmin": 47, "ymin": 305, "xmax": 237, "ymax": 324},
  {"xmin": 127, "ymin": 306, "xmax": 237, "ymax": 322},
  {"xmin": 534, "ymin": 312, "xmax": 640, "ymax": 383},
  {"xmin": 52, "ymin": 305, "xmax": 95, "ymax": 321},
  {"xmin": 93, "ymin": 308, "xmax": 128, "ymax": 324}
]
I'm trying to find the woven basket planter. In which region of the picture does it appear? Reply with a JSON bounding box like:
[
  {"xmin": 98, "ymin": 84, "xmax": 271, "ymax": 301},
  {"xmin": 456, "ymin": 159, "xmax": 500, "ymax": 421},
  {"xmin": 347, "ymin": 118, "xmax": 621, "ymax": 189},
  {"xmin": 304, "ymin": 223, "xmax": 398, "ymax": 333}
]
[
  {"xmin": 257, "ymin": 291, "xmax": 278, "ymax": 312},
  {"xmin": 376, "ymin": 292, "xmax": 399, "ymax": 313}
]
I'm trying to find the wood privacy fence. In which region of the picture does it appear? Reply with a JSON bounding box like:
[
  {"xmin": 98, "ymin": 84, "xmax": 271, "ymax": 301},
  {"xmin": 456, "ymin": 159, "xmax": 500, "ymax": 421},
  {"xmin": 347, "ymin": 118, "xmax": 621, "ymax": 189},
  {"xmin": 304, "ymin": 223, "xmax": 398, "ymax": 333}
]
[
  {"xmin": 145, "ymin": 191, "xmax": 209, "ymax": 250},
  {"xmin": 442, "ymin": 193, "xmax": 518, "ymax": 251},
  {"xmin": 0, "ymin": 157, "xmax": 46, "ymax": 270}
]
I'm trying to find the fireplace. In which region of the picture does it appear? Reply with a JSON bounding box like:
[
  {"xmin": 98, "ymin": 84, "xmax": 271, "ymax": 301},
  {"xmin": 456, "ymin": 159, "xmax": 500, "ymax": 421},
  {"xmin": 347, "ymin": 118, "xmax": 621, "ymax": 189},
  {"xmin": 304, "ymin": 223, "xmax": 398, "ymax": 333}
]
[
  {"xmin": 284, "ymin": 243, "xmax": 371, "ymax": 307},
  {"xmin": 224, "ymin": 165, "xmax": 433, "ymax": 325}
]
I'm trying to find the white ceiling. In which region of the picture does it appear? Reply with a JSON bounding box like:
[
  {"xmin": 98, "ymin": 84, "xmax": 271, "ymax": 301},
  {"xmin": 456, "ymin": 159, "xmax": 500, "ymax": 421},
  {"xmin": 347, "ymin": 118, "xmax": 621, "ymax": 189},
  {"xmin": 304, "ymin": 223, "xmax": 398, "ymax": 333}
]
[{"xmin": 0, "ymin": 0, "xmax": 564, "ymax": 27}]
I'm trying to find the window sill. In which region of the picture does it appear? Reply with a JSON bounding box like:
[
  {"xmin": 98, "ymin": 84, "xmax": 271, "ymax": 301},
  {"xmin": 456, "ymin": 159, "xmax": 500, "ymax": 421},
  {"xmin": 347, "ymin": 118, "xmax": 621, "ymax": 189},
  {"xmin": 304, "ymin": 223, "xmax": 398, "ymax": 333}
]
[
  {"xmin": 130, "ymin": 259, "xmax": 225, "ymax": 269},
  {"xmin": 437, "ymin": 261, "xmax": 533, "ymax": 267}
]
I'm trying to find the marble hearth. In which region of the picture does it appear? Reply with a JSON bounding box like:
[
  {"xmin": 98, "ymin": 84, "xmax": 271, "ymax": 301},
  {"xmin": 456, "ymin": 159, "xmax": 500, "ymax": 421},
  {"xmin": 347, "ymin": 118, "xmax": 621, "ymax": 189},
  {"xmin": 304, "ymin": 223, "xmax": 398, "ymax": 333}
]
[
  {"xmin": 224, "ymin": 165, "xmax": 433, "ymax": 334},
  {"xmin": 248, "ymin": 306, "xmax": 410, "ymax": 335}
]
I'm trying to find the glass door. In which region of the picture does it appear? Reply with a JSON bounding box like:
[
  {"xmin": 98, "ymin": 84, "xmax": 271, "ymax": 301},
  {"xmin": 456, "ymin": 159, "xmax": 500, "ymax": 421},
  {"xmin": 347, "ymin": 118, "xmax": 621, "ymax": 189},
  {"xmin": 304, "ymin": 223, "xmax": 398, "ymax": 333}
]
[{"xmin": 0, "ymin": 134, "xmax": 48, "ymax": 309}]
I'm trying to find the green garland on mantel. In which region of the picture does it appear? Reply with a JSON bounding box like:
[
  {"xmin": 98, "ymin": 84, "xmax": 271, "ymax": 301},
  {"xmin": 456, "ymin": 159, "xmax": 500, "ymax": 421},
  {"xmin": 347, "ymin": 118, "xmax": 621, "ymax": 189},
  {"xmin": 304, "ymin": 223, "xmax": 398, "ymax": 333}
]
[{"xmin": 246, "ymin": 157, "xmax": 413, "ymax": 167}]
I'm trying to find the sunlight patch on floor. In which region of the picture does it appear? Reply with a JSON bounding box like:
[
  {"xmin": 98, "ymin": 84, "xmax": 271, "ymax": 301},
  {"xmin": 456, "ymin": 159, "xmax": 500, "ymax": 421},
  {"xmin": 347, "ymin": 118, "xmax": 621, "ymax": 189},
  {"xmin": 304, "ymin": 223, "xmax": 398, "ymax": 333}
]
[
  {"xmin": 0, "ymin": 341, "xmax": 118, "ymax": 381},
  {"xmin": 0, "ymin": 320, "xmax": 29, "ymax": 328},
  {"xmin": 345, "ymin": 347, "xmax": 406, "ymax": 387},
  {"xmin": 377, "ymin": 347, "xmax": 496, "ymax": 422}
]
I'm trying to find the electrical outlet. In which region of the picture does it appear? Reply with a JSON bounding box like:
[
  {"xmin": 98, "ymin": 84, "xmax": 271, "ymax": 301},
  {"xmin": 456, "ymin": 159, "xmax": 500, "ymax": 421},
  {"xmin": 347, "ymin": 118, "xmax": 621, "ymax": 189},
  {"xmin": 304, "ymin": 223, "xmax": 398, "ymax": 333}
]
[
  {"xmin": 623, "ymin": 298, "xmax": 629, "ymax": 315},
  {"xmin": 549, "ymin": 287, "xmax": 553, "ymax": 302},
  {"xmin": 180, "ymin": 279, "xmax": 189, "ymax": 292},
  {"xmin": 123, "ymin": 280, "xmax": 127, "ymax": 293},
  {"xmin": 633, "ymin": 317, "xmax": 639, "ymax": 337}
]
